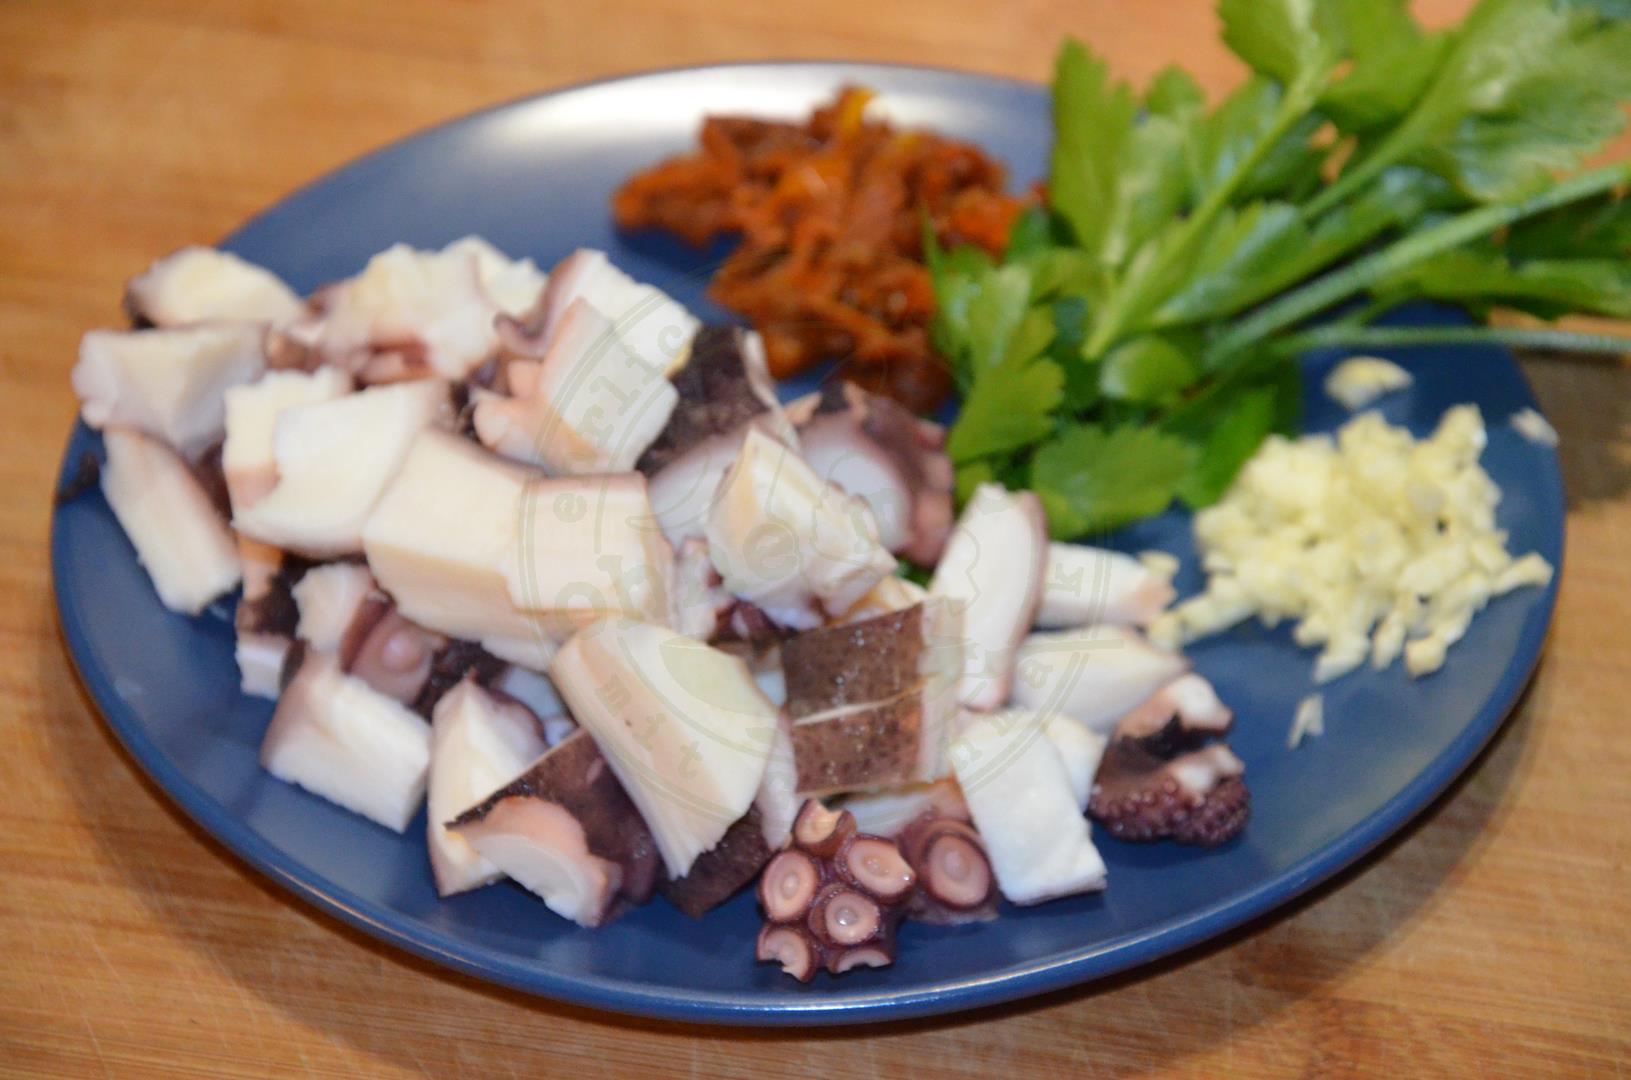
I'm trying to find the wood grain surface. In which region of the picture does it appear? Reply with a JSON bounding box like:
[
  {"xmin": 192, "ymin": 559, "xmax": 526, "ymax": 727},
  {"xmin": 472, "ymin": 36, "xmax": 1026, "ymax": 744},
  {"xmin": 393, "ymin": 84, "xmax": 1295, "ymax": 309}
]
[{"xmin": 3, "ymin": 2, "xmax": 1628, "ymax": 1076}]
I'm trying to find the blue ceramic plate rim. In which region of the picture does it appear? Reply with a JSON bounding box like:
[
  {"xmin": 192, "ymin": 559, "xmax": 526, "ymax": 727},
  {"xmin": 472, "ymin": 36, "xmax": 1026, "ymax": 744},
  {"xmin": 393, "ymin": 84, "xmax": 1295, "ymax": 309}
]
[{"xmin": 50, "ymin": 61, "xmax": 1564, "ymax": 1026}]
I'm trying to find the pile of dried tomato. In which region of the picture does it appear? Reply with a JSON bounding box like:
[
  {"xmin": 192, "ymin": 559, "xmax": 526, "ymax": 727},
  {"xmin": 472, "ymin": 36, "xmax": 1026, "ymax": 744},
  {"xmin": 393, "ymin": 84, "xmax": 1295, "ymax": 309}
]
[{"xmin": 612, "ymin": 87, "xmax": 1025, "ymax": 412}]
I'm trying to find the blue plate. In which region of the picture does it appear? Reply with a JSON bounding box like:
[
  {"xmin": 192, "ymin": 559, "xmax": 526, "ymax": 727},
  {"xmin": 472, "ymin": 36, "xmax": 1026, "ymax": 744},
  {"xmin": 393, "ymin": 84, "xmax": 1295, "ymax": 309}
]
[{"xmin": 50, "ymin": 63, "xmax": 1563, "ymax": 1026}]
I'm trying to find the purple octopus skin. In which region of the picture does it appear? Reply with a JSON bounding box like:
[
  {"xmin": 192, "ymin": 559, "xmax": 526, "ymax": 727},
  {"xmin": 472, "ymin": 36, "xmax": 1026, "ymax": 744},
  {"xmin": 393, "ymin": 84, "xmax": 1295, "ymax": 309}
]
[
  {"xmin": 754, "ymin": 800, "xmax": 915, "ymax": 981},
  {"xmin": 637, "ymin": 325, "xmax": 775, "ymax": 474},
  {"xmin": 659, "ymin": 806, "xmax": 774, "ymax": 918},
  {"xmin": 1088, "ymin": 708, "xmax": 1250, "ymax": 847},
  {"xmin": 408, "ymin": 638, "xmax": 508, "ymax": 719},
  {"xmin": 338, "ymin": 598, "xmax": 443, "ymax": 706},
  {"xmin": 450, "ymin": 728, "xmax": 662, "ymax": 924}
]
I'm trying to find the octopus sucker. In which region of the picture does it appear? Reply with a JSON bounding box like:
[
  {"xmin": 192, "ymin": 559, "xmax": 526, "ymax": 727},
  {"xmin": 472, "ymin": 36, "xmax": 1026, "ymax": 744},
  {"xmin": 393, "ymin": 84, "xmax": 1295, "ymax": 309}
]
[
  {"xmin": 756, "ymin": 924, "xmax": 820, "ymax": 983},
  {"xmin": 898, "ymin": 814, "xmax": 998, "ymax": 924},
  {"xmin": 832, "ymin": 835, "xmax": 915, "ymax": 904},
  {"xmin": 758, "ymin": 849, "xmax": 823, "ymax": 922}
]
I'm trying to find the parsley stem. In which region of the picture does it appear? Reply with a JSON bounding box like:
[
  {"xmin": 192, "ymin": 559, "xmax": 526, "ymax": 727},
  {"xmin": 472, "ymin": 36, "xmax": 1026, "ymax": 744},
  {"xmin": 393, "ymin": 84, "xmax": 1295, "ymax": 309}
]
[
  {"xmin": 1081, "ymin": 81, "xmax": 1319, "ymax": 359},
  {"xmin": 1209, "ymin": 161, "xmax": 1631, "ymax": 360},
  {"xmin": 1303, "ymin": 112, "xmax": 1429, "ymax": 220},
  {"xmin": 1274, "ymin": 324, "xmax": 1631, "ymax": 357}
]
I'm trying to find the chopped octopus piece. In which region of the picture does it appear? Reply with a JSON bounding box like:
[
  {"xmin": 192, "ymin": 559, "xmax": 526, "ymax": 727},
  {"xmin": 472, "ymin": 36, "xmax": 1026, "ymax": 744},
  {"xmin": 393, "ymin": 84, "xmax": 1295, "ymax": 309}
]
[
  {"xmin": 221, "ymin": 367, "xmax": 352, "ymax": 512},
  {"xmin": 1035, "ymin": 542, "xmax": 1177, "ymax": 629},
  {"xmin": 238, "ymin": 535, "xmax": 287, "ymax": 604},
  {"xmin": 951, "ymin": 710, "xmax": 1107, "ymax": 904},
  {"xmin": 74, "ymin": 324, "xmax": 267, "ymax": 459},
  {"xmin": 1044, "ymin": 714, "xmax": 1108, "ymax": 812},
  {"xmin": 644, "ymin": 424, "xmax": 752, "ymax": 546},
  {"xmin": 837, "ymin": 575, "xmax": 925, "ymax": 625},
  {"xmin": 440, "ymin": 236, "xmax": 547, "ymax": 317},
  {"xmin": 782, "ymin": 599, "xmax": 963, "ymax": 795},
  {"xmin": 260, "ymin": 650, "xmax": 431, "ymax": 833},
  {"xmin": 898, "ymin": 813, "xmax": 998, "ymax": 925},
  {"xmin": 668, "ymin": 536, "xmax": 731, "ymax": 641},
  {"xmin": 124, "ymin": 246, "xmax": 304, "ymax": 328},
  {"xmin": 928, "ymin": 483, "xmax": 1048, "ymax": 711},
  {"xmin": 233, "ymin": 380, "xmax": 451, "ymax": 559},
  {"xmin": 1113, "ymin": 673, "xmax": 1234, "ymax": 741},
  {"xmin": 236, "ymin": 634, "xmax": 290, "ymax": 701},
  {"xmin": 235, "ymin": 542, "xmax": 304, "ymax": 698},
  {"xmin": 100, "ymin": 428, "xmax": 241, "ymax": 614},
  {"xmin": 1090, "ymin": 744, "xmax": 1248, "ymax": 846},
  {"xmin": 1009, "ymin": 624, "xmax": 1189, "ymax": 736},
  {"xmin": 449, "ymin": 728, "xmax": 661, "ymax": 926},
  {"xmin": 787, "ymin": 381, "xmax": 955, "ymax": 565},
  {"xmin": 501, "ymin": 471, "xmax": 673, "ymax": 634},
  {"xmin": 473, "ymin": 297, "xmax": 678, "ymax": 474},
  {"xmin": 753, "ymin": 714, "xmax": 799, "ymax": 849},
  {"xmin": 426, "ymin": 679, "xmax": 550, "ymax": 896},
  {"xmin": 361, "ymin": 431, "xmax": 554, "ymax": 664},
  {"xmin": 754, "ymin": 799, "xmax": 911, "ymax": 980},
  {"xmin": 637, "ymin": 325, "xmax": 791, "ymax": 474},
  {"xmin": 706, "ymin": 427, "xmax": 897, "ymax": 630},
  {"xmin": 531, "ymin": 248, "xmax": 699, "ymax": 377},
  {"xmin": 659, "ymin": 806, "xmax": 774, "ymax": 917},
  {"xmin": 1087, "ymin": 678, "xmax": 1248, "ymax": 846},
  {"xmin": 298, "ymin": 241, "xmax": 525, "ymax": 381},
  {"xmin": 549, "ymin": 620, "xmax": 778, "ymax": 878},
  {"xmin": 362, "ymin": 432, "xmax": 670, "ymax": 666},
  {"xmin": 290, "ymin": 562, "xmax": 377, "ymax": 653},
  {"xmin": 407, "ymin": 639, "xmax": 508, "ymax": 719},
  {"xmin": 639, "ymin": 327, "xmax": 796, "ymax": 545}
]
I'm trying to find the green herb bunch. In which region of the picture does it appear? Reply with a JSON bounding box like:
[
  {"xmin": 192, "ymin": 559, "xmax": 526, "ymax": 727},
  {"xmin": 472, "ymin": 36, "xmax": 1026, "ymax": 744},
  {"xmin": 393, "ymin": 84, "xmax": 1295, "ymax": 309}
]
[{"xmin": 928, "ymin": 0, "xmax": 1631, "ymax": 538}]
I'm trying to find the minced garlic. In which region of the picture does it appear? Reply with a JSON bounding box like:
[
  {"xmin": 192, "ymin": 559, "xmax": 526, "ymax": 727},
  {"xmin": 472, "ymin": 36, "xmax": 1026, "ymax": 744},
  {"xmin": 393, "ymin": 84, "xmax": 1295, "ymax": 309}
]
[
  {"xmin": 1288, "ymin": 693, "xmax": 1324, "ymax": 749},
  {"xmin": 1323, "ymin": 356, "xmax": 1413, "ymax": 410},
  {"xmin": 1509, "ymin": 407, "xmax": 1560, "ymax": 448},
  {"xmin": 1149, "ymin": 406, "xmax": 1553, "ymax": 681}
]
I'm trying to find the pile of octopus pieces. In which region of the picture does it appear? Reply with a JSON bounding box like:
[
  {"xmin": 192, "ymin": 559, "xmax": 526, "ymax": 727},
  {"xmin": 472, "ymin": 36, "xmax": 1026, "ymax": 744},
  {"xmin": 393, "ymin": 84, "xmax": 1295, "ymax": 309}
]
[{"xmin": 64, "ymin": 239, "xmax": 1250, "ymax": 986}]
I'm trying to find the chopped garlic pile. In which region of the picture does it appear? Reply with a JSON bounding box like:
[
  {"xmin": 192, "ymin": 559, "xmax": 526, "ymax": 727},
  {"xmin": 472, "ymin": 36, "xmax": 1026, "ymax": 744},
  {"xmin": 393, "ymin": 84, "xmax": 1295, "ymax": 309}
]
[{"xmin": 1150, "ymin": 406, "xmax": 1553, "ymax": 681}]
